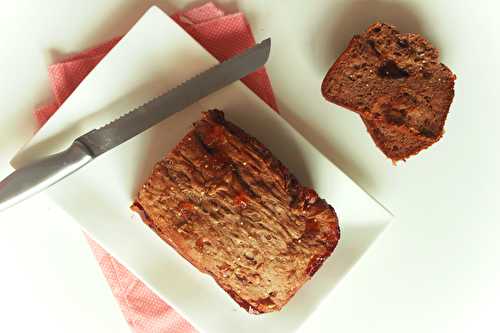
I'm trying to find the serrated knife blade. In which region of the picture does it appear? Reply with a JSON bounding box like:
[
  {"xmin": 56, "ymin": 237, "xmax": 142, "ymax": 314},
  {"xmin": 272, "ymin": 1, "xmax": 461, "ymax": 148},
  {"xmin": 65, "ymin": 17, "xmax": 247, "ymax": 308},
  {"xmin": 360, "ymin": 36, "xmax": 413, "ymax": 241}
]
[{"xmin": 0, "ymin": 38, "xmax": 271, "ymax": 211}]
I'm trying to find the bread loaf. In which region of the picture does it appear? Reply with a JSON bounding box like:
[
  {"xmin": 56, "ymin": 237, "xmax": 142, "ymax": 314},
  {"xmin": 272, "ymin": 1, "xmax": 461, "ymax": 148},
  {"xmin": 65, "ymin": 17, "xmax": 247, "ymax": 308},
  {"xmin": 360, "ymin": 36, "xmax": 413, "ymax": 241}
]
[{"xmin": 132, "ymin": 110, "xmax": 340, "ymax": 313}]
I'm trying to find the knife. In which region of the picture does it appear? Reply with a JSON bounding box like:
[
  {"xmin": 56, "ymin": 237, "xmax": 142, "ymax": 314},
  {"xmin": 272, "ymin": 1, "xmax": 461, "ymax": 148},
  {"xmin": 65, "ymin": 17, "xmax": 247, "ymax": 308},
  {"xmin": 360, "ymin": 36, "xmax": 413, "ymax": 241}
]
[{"xmin": 0, "ymin": 38, "xmax": 271, "ymax": 211}]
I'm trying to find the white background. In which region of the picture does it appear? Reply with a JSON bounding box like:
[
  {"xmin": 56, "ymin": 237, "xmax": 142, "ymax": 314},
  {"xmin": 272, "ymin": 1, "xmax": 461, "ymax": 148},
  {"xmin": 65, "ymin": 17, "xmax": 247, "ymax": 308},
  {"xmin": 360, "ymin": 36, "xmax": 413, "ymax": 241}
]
[{"xmin": 0, "ymin": 1, "xmax": 499, "ymax": 332}]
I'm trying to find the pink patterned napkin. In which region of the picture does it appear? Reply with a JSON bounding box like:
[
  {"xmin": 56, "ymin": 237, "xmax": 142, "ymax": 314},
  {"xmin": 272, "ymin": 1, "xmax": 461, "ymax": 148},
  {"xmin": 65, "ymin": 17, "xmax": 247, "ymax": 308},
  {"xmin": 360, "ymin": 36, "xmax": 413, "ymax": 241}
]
[{"xmin": 35, "ymin": 3, "xmax": 277, "ymax": 332}]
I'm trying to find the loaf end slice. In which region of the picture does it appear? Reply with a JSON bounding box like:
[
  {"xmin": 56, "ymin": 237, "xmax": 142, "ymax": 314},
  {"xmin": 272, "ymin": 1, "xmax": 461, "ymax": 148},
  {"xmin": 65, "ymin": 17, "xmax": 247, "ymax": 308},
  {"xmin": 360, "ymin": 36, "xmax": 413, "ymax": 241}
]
[{"xmin": 132, "ymin": 110, "xmax": 340, "ymax": 314}]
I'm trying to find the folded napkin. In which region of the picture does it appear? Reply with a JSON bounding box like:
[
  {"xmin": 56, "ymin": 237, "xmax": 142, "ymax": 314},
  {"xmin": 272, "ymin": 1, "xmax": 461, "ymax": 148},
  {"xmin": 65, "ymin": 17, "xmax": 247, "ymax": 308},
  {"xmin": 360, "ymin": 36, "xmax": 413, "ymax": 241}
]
[{"xmin": 35, "ymin": 3, "xmax": 278, "ymax": 332}]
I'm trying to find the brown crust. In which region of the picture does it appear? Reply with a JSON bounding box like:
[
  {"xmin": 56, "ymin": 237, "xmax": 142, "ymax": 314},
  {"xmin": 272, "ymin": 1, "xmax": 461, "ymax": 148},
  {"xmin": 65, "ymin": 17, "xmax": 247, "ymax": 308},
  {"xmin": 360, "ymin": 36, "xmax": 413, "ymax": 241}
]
[
  {"xmin": 132, "ymin": 110, "xmax": 340, "ymax": 314},
  {"xmin": 321, "ymin": 22, "xmax": 456, "ymax": 161}
]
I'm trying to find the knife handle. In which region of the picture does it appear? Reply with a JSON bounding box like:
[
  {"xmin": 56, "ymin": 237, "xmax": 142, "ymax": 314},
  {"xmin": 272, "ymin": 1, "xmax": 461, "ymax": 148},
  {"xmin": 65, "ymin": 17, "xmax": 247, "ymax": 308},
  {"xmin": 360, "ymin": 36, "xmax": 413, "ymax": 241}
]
[{"xmin": 0, "ymin": 141, "xmax": 93, "ymax": 212}]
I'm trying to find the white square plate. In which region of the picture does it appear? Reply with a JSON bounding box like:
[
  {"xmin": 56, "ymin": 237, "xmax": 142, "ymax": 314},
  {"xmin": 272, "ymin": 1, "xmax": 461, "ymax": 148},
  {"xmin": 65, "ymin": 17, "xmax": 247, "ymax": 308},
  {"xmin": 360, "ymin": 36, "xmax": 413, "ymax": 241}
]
[{"xmin": 12, "ymin": 6, "xmax": 392, "ymax": 333}]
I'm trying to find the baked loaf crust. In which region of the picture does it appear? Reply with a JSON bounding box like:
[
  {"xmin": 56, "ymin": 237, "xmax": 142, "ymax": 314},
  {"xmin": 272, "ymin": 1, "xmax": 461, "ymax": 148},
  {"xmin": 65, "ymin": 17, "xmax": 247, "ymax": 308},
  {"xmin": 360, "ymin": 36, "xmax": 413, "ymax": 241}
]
[
  {"xmin": 322, "ymin": 22, "xmax": 456, "ymax": 161},
  {"xmin": 132, "ymin": 110, "xmax": 340, "ymax": 314}
]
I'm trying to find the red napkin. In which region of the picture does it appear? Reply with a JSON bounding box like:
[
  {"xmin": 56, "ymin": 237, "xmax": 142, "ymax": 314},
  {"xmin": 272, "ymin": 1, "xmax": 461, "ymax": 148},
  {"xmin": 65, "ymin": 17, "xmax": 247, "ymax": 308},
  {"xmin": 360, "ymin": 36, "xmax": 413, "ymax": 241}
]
[{"xmin": 34, "ymin": 3, "xmax": 278, "ymax": 332}]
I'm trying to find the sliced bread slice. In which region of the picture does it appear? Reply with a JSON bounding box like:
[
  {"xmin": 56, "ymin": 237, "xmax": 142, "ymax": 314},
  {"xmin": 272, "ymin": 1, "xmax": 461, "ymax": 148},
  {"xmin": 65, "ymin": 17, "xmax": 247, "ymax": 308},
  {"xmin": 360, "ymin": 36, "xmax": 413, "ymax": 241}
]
[{"xmin": 322, "ymin": 22, "xmax": 456, "ymax": 160}]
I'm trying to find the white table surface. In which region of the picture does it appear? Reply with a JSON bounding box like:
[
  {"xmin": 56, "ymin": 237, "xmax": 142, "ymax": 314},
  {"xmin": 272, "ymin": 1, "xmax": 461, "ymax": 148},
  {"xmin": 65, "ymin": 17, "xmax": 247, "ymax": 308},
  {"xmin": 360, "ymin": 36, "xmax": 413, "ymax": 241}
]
[{"xmin": 0, "ymin": 1, "xmax": 499, "ymax": 332}]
